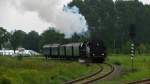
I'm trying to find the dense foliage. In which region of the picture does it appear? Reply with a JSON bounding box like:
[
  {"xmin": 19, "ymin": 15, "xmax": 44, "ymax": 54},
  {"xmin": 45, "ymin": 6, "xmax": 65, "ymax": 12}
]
[
  {"xmin": 69, "ymin": 0, "xmax": 150, "ymax": 54},
  {"xmin": 0, "ymin": 27, "xmax": 86, "ymax": 52},
  {"xmin": 0, "ymin": 27, "xmax": 10, "ymax": 49}
]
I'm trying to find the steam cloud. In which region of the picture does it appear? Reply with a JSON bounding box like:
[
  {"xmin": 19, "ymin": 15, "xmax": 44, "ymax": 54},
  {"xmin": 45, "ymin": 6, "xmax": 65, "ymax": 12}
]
[
  {"xmin": 0, "ymin": 0, "xmax": 149, "ymax": 36},
  {"xmin": 12, "ymin": 0, "xmax": 88, "ymax": 35}
]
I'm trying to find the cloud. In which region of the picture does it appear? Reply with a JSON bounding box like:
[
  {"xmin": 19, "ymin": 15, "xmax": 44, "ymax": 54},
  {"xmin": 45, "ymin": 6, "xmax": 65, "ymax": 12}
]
[
  {"xmin": 0, "ymin": 2, "xmax": 51, "ymax": 34},
  {"xmin": 10, "ymin": 0, "xmax": 88, "ymax": 35},
  {"xmin": 140, "ymin": 0, "xmax": 150, "ymax": 4}
]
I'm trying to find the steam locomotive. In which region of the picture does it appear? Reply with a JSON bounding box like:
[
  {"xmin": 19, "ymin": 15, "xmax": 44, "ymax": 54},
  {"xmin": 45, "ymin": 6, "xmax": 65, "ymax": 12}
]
[{"xmin": 42, "ymin": 41, "xmax": 106, "ymax": 63}]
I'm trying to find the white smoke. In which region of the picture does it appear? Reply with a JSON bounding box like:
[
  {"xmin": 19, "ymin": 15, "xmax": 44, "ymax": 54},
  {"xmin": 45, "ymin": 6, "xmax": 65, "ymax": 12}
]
[{"xmin": 11, "ymin": 0, "xmax": 88, "ymax": 35}]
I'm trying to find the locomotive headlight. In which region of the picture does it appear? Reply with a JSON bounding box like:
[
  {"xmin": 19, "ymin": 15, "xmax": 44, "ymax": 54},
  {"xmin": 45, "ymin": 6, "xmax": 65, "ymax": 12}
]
[
  {"xmin": 101, "ymin": 53, "xmax": 104, "ymax": 56},
  {"xmin": 97, "ymin": 43, "xmax": 99, "ymax": 46}
]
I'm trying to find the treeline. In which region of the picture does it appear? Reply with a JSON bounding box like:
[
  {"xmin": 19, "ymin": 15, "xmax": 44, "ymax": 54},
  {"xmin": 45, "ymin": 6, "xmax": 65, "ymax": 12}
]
[
  {"xmin": 69, "ymin": 0, "xmax": 150, "ymax": 54},
  {"xmin": 0, "ymin": 27, "xmax": 86, "ymax": 52}
]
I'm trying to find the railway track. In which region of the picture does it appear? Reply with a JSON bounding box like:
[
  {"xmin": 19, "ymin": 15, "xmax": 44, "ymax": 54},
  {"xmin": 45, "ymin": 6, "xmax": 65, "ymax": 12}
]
[
  {"xmin": 127, "ymin": 79, "xmax": 150, "ymax": 84},
  {"xmin": 65, "ymin": 63, "xmax": 115, "ymax": 84}
]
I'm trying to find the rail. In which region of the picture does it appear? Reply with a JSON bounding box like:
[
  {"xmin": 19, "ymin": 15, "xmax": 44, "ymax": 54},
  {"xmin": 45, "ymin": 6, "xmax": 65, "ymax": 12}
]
[{"xmin": 65, "ymin": 63, "xmax": 115, "ymax": 84}]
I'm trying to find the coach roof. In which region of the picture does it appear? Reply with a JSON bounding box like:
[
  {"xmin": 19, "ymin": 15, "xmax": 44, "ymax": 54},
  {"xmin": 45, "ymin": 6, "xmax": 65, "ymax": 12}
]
[
  {"xmin": 61, "ymin": 43, "xmax": 82, "ymax": 47},
  {"xmin": 43, "ymin": 44, "xmax": 60, "ymax": 48}
]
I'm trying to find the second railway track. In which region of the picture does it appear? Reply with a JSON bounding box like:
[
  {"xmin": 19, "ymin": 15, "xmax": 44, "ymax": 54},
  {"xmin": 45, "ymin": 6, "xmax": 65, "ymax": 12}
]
[{"xmin": 65, "ymin": 63, "xmax": 115, "ymax": 84}]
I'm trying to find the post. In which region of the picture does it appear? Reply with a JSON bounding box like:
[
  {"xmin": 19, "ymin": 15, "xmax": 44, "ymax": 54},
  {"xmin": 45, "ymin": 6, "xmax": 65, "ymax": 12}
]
[
  {"xmin": 131, "ymin": 43, "xmax": 135, "ymax": 71},
  {"xmin": 129, "ymin": 24, "xmax": 136, "ymax": 72}
]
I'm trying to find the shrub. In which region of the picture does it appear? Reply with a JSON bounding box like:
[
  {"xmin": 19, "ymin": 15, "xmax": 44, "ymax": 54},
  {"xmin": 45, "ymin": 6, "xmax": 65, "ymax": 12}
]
[
  {"xmin": 0, "ymin": 76, "xmax": 12, "ymax": 84},
  {"xmin": 113, "ymin": 61, "xmax": 121, "ymax": 66}
]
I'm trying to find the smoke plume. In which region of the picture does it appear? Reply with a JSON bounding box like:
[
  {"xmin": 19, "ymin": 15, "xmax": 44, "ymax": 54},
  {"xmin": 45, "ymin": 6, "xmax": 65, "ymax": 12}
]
[{"xmin": 12, "ymin": 0, "xmax": 88, "ymax": 35}]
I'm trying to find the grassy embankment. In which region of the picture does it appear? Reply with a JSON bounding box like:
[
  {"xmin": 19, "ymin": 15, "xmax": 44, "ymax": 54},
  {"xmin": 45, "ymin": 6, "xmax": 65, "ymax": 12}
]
[
  {"xmin": 0, "ymin": 56, "xmax": 99, "ymax": 84},
  {"xmin": 0, "ymin": 55, "xmax": 149, "ymax": 84},
  {"xmin": 101, "ymin": 54, "xmax": 150, "ymax": 84}
]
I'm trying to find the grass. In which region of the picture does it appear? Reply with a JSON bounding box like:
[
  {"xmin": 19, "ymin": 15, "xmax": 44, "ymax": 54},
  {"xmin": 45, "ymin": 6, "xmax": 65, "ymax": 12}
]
[
  {"xmin": 0, "ymin": 56, "xmax": 99, "ymax": 84},
  {"xmin": 0, "ymin": 55, "xmax": 149, "ymax": 84},
  {"xmin": 100, "ymin": 54, "xmax": 150, "ymax": 84}
]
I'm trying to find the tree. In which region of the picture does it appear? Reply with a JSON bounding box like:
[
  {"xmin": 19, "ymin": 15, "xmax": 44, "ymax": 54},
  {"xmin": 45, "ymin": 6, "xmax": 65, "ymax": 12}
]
[
  {"xmin": 70, "ymin": 32, "xmax": 89, "ymax": 42},
  {"xmin": 10, "ymin": 30, "xmax": 27, "ymax": 53},
  {"xmin": 39, "ymin": 28, "xmax": 65, "ymax": 48},
  {"xmin": 0, "ymin": 27, "xmax": 10, "ymax": 49},
  {"xmin": 70, "ymin": 0, "xmax": 150, "ymax": 54},
  {"xmin": 24, "ymin": 31, "xmax": 40, "ymax": 51},
  {"xmin": 71, "ymin": 33, "xmax": 81, "ymax": 42}
]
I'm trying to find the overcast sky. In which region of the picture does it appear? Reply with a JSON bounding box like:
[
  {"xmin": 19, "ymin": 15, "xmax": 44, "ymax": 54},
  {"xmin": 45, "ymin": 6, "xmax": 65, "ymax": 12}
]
[
  {"xmin": 0, "ymin": 0, "xmax": 149, "ymax": 35},
  {"xmin": 137, "ymin": 0, "xmax": 150, "ymax": 4}
]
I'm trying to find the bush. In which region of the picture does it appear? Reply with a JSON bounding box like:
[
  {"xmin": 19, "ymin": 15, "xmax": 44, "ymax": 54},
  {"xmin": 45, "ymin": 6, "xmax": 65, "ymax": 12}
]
[
  {"xmin": 0, "ymin": 76, "xmax": 12, "ymax": 84},
  {"xmin": 113, "ymin": 61, "xmax": 121, "ymax": 66}
]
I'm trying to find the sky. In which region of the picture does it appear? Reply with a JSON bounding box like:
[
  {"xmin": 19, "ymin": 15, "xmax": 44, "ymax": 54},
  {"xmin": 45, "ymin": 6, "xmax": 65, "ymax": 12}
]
[
  {"xmin": 0, "ymin": 0, "xmax": 149, "ymax": 35},
  {"xmin": 135, "ymin": 0, "xmax": 150, "ymax": 4}
]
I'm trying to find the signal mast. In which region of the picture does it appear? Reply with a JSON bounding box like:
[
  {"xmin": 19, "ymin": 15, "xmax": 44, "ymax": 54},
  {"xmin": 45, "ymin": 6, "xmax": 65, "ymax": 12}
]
[{"xmin": 129, "ymin": 24, "xmax": 136, "ymax": 71}]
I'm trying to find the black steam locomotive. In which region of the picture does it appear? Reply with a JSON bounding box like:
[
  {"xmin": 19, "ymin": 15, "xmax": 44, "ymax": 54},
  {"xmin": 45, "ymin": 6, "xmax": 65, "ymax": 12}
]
[{"xmin": 42, "ymin": 41, "xmax": 106, "ymax": 63}]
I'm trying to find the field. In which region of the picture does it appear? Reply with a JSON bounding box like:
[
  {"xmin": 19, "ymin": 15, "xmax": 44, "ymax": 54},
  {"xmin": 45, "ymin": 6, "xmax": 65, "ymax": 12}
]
[
  {"xmin": 101, "ymin": 54, "xmax": 150, "ymax": 84},
  {"xmin": 0, "ymin": 55, "xmax": 149, "ymax": 84},
  {"xmin": 0, "ymin": 56, "xmax": 99, "ymax": 84}
]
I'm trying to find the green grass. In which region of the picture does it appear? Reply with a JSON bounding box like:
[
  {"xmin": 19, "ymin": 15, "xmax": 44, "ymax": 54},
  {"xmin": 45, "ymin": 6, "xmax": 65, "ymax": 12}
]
[
  {"xmin": 0, "ymin": 55, "xmax": 149, "ymax": 84},
  {"xmin": 0, "ymin": 56, "xmax": 99, "ymax": 84},
  {"xmin": 100, "ymin": 54, "xmax": 150, "ymax": 84}
]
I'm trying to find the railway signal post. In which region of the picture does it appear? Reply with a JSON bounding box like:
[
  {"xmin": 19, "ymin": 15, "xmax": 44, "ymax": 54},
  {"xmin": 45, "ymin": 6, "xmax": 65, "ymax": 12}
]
[
  {"xmin": 129, "ymin": 24, "xmax": 136, "ymax": 72},
  {"xmin": 131, "ymin": 43, "xmax": 135, "ymax": 71}
]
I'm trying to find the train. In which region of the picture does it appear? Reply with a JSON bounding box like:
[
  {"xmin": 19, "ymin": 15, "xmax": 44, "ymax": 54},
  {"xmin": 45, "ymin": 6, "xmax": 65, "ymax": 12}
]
[{"xmin": 42, "ymin": 41, "xmax": 106, "ymax": 63}]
